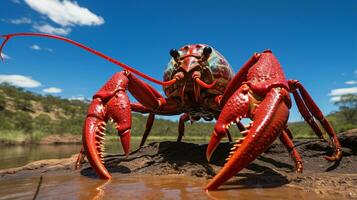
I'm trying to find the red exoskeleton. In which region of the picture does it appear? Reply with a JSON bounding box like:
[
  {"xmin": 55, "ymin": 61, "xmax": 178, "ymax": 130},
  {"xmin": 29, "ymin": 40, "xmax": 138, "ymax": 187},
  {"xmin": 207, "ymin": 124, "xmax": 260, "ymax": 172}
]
[{"xmin": 0, "ymin": 33, "xmax": 342, "ymax": 190}]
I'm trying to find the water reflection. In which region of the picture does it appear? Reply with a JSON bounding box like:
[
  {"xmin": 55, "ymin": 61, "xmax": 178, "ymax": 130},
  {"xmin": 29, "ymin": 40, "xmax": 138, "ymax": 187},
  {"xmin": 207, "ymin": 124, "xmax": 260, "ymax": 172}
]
[
  {"xmin": 0, "ymin": 139, "xmax": 342, "ymax": 199},
  {"xmin": 0, "ymin": 171, "xmax": 329, "ymax": 200},
  {"xmin": 0, "ymin": 144, "xmax": 82, "ymax": 169},
  {"xmin": 0, "ymin": 139, "xmax": 208, "ymax": 170},
  {"xmin": 78, "ymin": 178, "xmax": 111, "ymax": 200},
  {"xmin": 0, "ymin": 140, "xmax": 140, "ymax": 169}
]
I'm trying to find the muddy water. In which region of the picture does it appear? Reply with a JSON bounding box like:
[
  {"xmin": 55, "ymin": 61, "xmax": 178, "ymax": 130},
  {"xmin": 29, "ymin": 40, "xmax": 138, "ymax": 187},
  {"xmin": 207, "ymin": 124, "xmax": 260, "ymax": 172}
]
[
  {"xmin": 0, "ymin": 139, "xmax": 157, "ymax": 169},
  {"xmin": 0, "ymin": 172, "xmax": 328, "ymax": 200},
  {"xmin": 0, "ymin": 141, "xmax": 336, "ymax": 199},
  {"xmin": 0, "ymin": 144, "xmax": 82, "ymax": 169}
]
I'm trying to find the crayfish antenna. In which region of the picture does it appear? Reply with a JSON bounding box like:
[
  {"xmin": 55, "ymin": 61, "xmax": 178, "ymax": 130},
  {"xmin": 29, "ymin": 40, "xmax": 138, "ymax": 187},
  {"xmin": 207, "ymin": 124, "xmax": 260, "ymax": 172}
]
[
  {"xmin": 0, "ymin": 32, "xmax": 177, "ymax": 86},
  {"xmin": 0, "ymin": 36, "xmax": 10, "ymax": 63}
]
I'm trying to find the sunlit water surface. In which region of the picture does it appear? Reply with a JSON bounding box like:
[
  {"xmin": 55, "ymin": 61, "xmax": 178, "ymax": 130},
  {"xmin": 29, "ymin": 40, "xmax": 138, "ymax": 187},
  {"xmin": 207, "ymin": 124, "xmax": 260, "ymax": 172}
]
[
  {"xmin": 0, "ymin": 140, "xmax": 331, "ymax": 200},
  {"xmin": 0, "ymin": 139, "xmax": 156, "ymax": 169},
  {"xmin": 0, "ymin": 173, "xmax": 328, "ymax": 200}
]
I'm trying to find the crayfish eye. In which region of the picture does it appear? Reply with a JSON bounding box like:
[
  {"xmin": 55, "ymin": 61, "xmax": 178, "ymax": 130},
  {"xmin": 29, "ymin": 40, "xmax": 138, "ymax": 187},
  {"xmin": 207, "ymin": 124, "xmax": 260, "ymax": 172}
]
[
  {"xmin": 202, "ymin": 46, "xmax": 212, "ymax": 57},
  {"xmin": 170, "ymin": 49, "xmax": 180, "ymax": 60}
]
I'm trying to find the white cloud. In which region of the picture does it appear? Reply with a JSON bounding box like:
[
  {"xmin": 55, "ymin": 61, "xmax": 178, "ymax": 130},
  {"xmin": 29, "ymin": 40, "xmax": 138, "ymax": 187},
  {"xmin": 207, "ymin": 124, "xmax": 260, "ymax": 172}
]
[
  {"xmin": 69, "ymin": 96, "xmax": 85, "ymax": 101},
  {"xmin": 331, "ymin": 73, "xmax": 357, "ymax": 101},
  {"xmin": 29, "ymin": 44, "xmax": 53, "ymax": 52},
  {"xmin": 329, "ymin": 87, "xmax": 357, "ymax": 96},
  {"xmin": 1, "ymin": 53, "xmax": 11, "ymax": 60},
  {"xmin": 30, "ymin": 44, "xmax": 53, "ymax": 52},
  {"xmin": 69, "ymin": 95, "xmax": 89, "ymax": 102},
  {"xmin": 345, "ymin": 80, "xmax": 357, "ymax": 85},
  {"xmin": 30, "ymin": 44, "xmax": 41, "ymax": 50},
  {"xmin": 24, "ymin": 0, "xmax": 104, "ymax": 27},
  {"xmin": 0, "ymin": 74, "xmax": 41, "ymax": 88},
  {"xmin": 43, "ymin": 87, "xmax": 62, "ymax": 93},
  {"xmin": 9, "ymin": 17, "xmax": 32, "ymax": 24},
  {"xmin": 330, "ymin": 96, "xmax": 341, "ymax": 102},
  {"xmin": 33, "ymin": 23, "xmax": 71, "ymax": 35}
]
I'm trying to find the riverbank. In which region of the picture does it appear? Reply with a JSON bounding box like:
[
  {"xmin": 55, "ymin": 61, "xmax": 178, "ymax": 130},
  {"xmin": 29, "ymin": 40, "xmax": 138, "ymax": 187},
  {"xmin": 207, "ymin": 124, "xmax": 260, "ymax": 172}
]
[
  {"xmin": 1, "ymin": 129, "xmax": 356, "ymax": 199},
  {"xmin": 0, "ymin": 133, "xmax": 212, "ymax": 145},
  {"xmin": 0, "ymin": 132, "xmax": 82, "ymax": 145}
]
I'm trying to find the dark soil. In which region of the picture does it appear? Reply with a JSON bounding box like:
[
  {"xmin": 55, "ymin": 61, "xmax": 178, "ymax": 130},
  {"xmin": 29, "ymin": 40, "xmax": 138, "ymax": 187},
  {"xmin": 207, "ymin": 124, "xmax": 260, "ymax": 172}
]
[{"xmin": 1, "ymin": 129, "xmax": 357, "ymax": 199}]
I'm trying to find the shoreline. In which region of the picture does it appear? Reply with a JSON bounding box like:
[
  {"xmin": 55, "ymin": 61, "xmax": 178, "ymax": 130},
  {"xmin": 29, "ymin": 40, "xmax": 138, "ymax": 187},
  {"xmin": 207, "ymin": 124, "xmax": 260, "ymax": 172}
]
[
  {"xmin": 2, "ymin": 129, "xmax": 348, "ymax": 146},
  {"xmin": 0, "ymin": 134, "xmax": 82, "ymax": 145},
  {"xmin": 0, "ymin": 134, "xmax": 213, "ymax": 145}
]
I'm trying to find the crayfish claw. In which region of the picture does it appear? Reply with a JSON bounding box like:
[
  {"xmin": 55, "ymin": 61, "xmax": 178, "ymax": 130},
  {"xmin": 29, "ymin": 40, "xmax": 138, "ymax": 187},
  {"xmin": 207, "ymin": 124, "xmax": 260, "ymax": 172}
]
[
  {"xmin": 206, "ymin": 131, "xmax": 223, "ymax": 162},
  {"xmin": 119, "ymin": 129, "xmax": 131, "ymax": 157},
  {"xmin": 82, "ymin": 71, "xmax": 133, "ymax": 179}
]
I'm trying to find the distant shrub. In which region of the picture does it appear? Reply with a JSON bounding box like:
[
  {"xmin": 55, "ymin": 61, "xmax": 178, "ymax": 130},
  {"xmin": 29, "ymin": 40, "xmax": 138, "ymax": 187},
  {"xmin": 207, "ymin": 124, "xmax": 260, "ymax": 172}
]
[{"xmin": 0, "ymin": 83, "xmax": 356, "ymax": 143}]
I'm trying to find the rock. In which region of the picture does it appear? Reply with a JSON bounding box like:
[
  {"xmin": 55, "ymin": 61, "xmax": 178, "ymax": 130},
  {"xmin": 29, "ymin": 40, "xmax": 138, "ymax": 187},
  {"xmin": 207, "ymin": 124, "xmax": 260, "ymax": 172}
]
[{"xmin": 0, "ymin": 155, "xmax": 77, "ymax": 179}]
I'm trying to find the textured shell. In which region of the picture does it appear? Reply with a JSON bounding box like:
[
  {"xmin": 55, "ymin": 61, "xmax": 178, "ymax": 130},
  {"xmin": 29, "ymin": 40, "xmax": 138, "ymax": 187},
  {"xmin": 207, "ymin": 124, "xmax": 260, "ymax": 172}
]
[
  {"xmin": 247, "ymin": 50, "xmax": 289, "ymax": 96},
  {"xmin": 163, "ymin": 44, "xmax": 234, "ymax": 96}
]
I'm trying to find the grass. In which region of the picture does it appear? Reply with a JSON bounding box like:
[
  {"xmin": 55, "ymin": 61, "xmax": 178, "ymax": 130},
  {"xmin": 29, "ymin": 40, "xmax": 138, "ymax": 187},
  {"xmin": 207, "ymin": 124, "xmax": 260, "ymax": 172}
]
[
  {"xmin": 0, "ymin": 130, "xmax": 49, "ymax": 144},
  {"xmin": 30, "ymin": 131, "xmax": 46, "ymax": 142},
  {"xmin": 0, "ymin": 130, "xmax": 30, "ymax": 144},
  {"xmin": 1, "ymin": 121, "xmax": 355, "ymax": 145}
]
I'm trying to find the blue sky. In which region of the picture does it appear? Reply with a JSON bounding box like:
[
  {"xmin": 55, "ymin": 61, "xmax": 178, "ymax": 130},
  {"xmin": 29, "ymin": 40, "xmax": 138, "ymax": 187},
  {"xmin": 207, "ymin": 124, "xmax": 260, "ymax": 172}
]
[{"xmin": 0, "ymin": 0, "xmax": 356, "ymax": 122}]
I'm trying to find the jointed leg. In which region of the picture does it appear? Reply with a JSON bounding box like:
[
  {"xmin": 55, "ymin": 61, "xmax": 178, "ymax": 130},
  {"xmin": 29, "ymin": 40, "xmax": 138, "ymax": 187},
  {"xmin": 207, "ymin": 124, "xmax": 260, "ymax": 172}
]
[
  {"xmin": 279, "ymin": 127, "xmax": 303, "ymax": 172},
  {"xmin": 139, "ymin": 113, "xmax": 155, "ymax": 147},
  {"xmin": 289, "ymin": 80, "xmax": 342, "ymax": 161},
  {"xmin": 177, "ymin": 113, "xmax": 190, "ymax": 142},
  {"xmin": 75, "ymin": 147, "xmax": 85, "ymax": 170},
  {"xmin": 284, "ymin": 125, "xmax": 294, "ymax": 139},
  {"xmin": 131, "ymin": 98, "xmax": 182, "ymax": 147},
  {"xmin": 226, "ymin": 130, "xmax": 233, "ymax": 142},
  {"xmin": 289, "ymin": 81, "xmax": 324, "ymax": 139},
  {"xmin": 236, "ymin": 121, "xmax": 246, "ymax": 133}
]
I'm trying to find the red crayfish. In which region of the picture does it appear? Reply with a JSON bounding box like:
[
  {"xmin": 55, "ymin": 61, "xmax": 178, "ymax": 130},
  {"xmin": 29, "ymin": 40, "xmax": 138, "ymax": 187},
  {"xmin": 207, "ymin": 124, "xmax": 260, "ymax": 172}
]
[{"xmin": 0, "ymin": 33, "xmax": 342, "ymax": 190}]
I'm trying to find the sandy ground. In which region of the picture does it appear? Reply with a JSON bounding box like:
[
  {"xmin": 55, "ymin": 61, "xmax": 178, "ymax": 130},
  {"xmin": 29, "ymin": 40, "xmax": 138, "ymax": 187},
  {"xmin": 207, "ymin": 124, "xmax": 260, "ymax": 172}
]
[{"xmin": 1, "ymin": 129, "xmax": 356, "ymax": 199}]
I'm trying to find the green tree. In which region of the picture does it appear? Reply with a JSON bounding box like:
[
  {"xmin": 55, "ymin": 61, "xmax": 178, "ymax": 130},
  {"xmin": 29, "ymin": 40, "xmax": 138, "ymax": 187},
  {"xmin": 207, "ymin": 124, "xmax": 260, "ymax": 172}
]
[
  {"xmin": 33, "ymin": 114, "xmax": 53, "ymax": 133},
  {"xmin": 334, "ymin": 94, "xmax": 357, "ymax": 124},
  {"xmin": 12, "ymin": 112, "xmax": 33, "ymax": 133}
]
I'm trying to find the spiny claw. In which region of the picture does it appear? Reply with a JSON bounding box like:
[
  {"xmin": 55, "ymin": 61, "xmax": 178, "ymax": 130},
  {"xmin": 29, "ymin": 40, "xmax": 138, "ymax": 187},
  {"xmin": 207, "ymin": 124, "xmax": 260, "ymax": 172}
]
[
  {"xmin": 120, "ymin": 129, "xmax": 131, "ymax": 157},
  {"xmin": 83, "ymin": 72, "xmax": 133, "ymax": 179},
  {"xmin": 206, "ymin": 131, "xmax": 224, "ymax": 162},
  {"xmin": 82, "ymin": 97, "xmax": 111, "ymax": 179},
  {"xmin": 205, "ymin": 87, "xmax": 290, "ymax": 190},
  {"xmin": 83, "ymin": 116, "xmax": 112, "ymax": 179}
]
